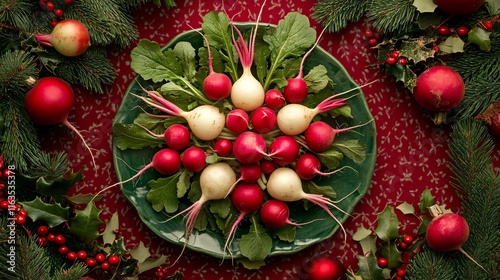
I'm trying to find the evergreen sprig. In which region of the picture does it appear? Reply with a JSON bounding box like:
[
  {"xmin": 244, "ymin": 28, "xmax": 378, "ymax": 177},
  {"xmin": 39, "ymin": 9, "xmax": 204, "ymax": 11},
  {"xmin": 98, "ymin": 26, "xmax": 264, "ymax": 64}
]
[
  {"xmin": 312, "ymin": 0, "xmax": 368, "ymax": 33},
  {"xmin": 365, "ymin": 0, "xmax": 419, "ymax": 35}
]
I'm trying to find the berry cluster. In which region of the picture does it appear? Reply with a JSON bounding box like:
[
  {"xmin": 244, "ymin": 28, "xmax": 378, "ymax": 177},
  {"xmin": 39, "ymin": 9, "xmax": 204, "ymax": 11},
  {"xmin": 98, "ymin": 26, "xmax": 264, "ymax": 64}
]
[
  {"xmin": 156, "ymin": 267, "xmax": 170, "ymax": 279},
  {"xmin": 39, "ymin": 0, "xmax": 74, "ymax": 27},
  {"xmin": 376, "ymin": 234, "xmax": 415, "ymax": 280},
  {"xmin": 364, "ymin": 28, "xmax": 383, "ymax": 47},
  {"xmin": 436, "ymin": 25, "xmax": 469, "ymax": 37},
  {"xmin": 386, "ymin": 51, "xmax": 407, "ymax": 66},
  {"xmin": 0, "ymin": 156, "xmax": 28, "ymax": 226},
  {"xmin": 36, "ymin": 224, "xmax": 121, "ymax": 270}
]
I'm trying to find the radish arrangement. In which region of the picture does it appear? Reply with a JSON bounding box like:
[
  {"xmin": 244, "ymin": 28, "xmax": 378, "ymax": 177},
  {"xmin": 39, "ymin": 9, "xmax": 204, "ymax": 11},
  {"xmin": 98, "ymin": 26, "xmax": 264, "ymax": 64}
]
[{"xmin": 121, "ymin": 6, "xmax": 373, "ymax": 263}]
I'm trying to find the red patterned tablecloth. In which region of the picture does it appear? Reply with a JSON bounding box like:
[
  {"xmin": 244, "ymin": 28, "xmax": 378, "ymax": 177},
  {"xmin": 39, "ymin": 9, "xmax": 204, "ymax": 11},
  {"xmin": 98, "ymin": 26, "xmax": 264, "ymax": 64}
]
[{"xmin": 40, "ymin": 1, "xmax": 499, "ymax": 279}]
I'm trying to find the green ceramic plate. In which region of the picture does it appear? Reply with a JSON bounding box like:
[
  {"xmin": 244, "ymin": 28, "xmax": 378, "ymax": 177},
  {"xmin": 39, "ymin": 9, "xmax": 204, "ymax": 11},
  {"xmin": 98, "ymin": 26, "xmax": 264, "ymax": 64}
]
[{"xmin": 113, "ymin": 24, "xmax": 376, "ymax": 259}]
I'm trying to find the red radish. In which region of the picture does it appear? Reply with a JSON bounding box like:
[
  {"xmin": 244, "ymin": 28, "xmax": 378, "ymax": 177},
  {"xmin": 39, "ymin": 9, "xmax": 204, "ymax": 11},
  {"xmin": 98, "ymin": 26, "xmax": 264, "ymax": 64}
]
[
  {"xmin": 266, "ymin": 167, "xmax": 349, "ymax": 241},
  {"xmin": 251, "ymin": 107, "xmax": 277, "ymax": 134},
  {"xmin": 223, "ymin": 183, "xmax": 264, "ymax": 256},
  {"xmin": 24, "ymin": 77, "xmax": 95, "ymax": 167},
  {"xmin": 194, "ymin": 27, "xmax": 232, "ymax": 101},
  {"xmin": 93, "ymin": 148, "xmax": 181, "ymax": 199},
  {"xmin": 412, "ymin": 66, "xmax": 465, "ymax": 112},
  {"xmin": 226, "ymin": 109, "xmax": 249, "ymax": 134},
  {"xmin": 305, "ymin": 120, "xmax": 372, "ymax": 152},
  {"xmin": 426, "ymin": 205, "xmax": 486, "ymax": 271},
  {"xmin": 260, "ymin": 160, "xmax": 276, "ymax": 175},
  {"xmin": 277, "ymin": 81, "xmax": 377, "ymax": 136},
  {"xmin": 433, "ymin": 0, "xmax": 485, "ymax": 15},
  {"xmin": 224, "ymin": 163, "xmax": 262, "ymax": 196},
  {"xmin": 232, "ymin": 131, "xmax": 268, "ymax": 164},
  {"xmin": 260, "ymin": 199, "xmax": 303, "ymax": 229},
  {"xmin": 181, "ymin": 146, "xmax": 207, "ymax": 172},
  {"xmin": 229, "ymin": 2, "xmax": 266, "ymax": 111},
  {"xmin": 164, "ymin": 124, "xmax": 191, "ymax": 150},
  {"xmin": 268, "ymin": 135, "xmax": 300, "ymax": 166},
  {"xmin": 265, "ymin": 89, "xmax": 285, "ymax": 110},
  {"xmin": 213, "ymin": 138, "xmax": 233, "ymax": 157},
  {"xmin": 134, "ymin": 89, "xmax": 225, "ymax": 141},
  {"xmin": 295, "ymin": 153, "xmax": 354, "ymax": 180},
  {"xmin": 35, "ymin": 19, "xmax": 91, "ymax": 57},
  {"xmin": 166, "ymin": 162, "xmax": 236, "ymax": 262},
  {"xmin": 300, "ymin": 255, "xmax": 347, "ymax": 280},
  {"xmin": 283, "ymin": 22, "xmax": 329, "ymax": 103}
]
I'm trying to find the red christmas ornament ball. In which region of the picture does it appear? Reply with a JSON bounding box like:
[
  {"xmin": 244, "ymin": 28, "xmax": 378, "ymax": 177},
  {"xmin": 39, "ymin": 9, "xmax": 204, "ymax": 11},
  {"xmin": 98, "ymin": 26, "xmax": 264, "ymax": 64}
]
[
  {"xmin": 300, "ymin": 256, "xmax": 347, "ymax": 280},
  {"xmin": 433, "ymin": 0, "xmax": 485, "ymax": 16}
]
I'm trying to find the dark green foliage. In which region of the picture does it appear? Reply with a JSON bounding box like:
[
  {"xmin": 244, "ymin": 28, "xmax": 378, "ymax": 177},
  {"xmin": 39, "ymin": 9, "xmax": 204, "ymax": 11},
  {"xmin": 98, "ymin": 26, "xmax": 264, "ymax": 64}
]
[
  {"xmin": 406, "ymin": 249, "xmax": 458, "ymax": 280},
  {"xmin": 312, "ymin": 0, "xmax": 368, "ymax": 33}
]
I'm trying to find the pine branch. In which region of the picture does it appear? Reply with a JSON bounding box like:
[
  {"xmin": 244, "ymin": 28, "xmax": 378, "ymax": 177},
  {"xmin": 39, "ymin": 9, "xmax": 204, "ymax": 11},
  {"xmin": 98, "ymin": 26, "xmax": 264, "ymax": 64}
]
[
  {"xmin": 30, "ymin": 151, "xmax": 69, "ymax": 180},
  {"xmin": 406, "ymin": 249, "xmax": 458, "ymax": 280},
  {"xmin": 15, "ymin": 233, "xmax": 53, "ymax": 279},
  {"xmin": 448, "ymin": 118, "xmax": 500, "ymax": 279},
  {"xmin": 312, "ymin": 0, "xmax": 368, "ymax": 33},
  {"xmin": 366, "ymin": 0, "xmax": 419, "ymax": 34},
  {"xmin": 0, "ymin": 0, "xmax": 36, "ymax": 33}
]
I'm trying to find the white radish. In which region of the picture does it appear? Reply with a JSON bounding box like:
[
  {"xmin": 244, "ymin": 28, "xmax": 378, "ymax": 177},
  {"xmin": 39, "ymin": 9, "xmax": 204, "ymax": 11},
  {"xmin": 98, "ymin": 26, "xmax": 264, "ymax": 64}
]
[
  {"xmin": 133, "ymin": 89, "xmax": 224, "ymax": 141},
  {"xmin": 266, "ymin": 167, "xmax": 351, "ymax": 242}
]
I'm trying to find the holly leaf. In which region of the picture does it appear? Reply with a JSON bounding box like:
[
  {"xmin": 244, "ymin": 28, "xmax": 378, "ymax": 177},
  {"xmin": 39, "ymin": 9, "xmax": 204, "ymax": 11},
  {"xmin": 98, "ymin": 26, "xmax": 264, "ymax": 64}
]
[
  {"xmin": 239, "ymin": 216, "xmax": 273, "ymax": 261},
  {"xmin": 137, "ymin": 255, "xmax": 169, "ymax": 274},
  {"xmin": 66, "ymin": 193, "xmax": 103, "ymax": 205},
  {"xmin": 399, "ymin": 37, "xmax": 437, "ymax": 64},
  {"xmin": 417, "ymin": 12, "xmax": 443, "ymax": 29},
  {"xmin": 486, "ymin": 0, "xmax": 500, "ymax": 15},
  {"xmin": 130, "ymin": 241, "xmax": 151, "ymax": 264},
  {"xmin": 69, "ymin": 201, "xmax": 103, "ymax": 243},
  {"xmin": 380, "ymin": 241, "xmax": 402, "ymax": 269},
  {"xmin": 113, "ymin": 123, "xmax": 165, "ymax": 150},
  {"xmin": 18, "ymin": 169, "xmax": 85, "ymax": 203},
  {"xmin": 356, "ymin": 251, "xmax": 384, "ymax": 280},
  {"xmin": 412, "ymin": 0, "xmax": 437, "ymax": 12},
  {"xmin": 397, "ymin": 201, "xmax": 415, "ymax": 215},
  {"xmin": 102, "ymin": 211, "xmax": 119, "ymax": 245},
  {"xmin": 353, "ymin": 226, "xmax": 377, "ymax": 255},
  {"xmin": 374, "ymin": 205, "xmax": 400, "ymax": 242},
  {"xmin": 437, "ymin": 36, "xmax": 465, "ymax": 54},
  {"xmin": 147, "ymin": 173, "xmax": 181, "ymax": 213},
  {"xmin": 418, "ymin": 189, "xmax": 435, "ymax": 213},
  {"xmin": 333, "ymin": 138, "xmax": 367, "ymax": 163},
  {"xmin": 385, "ymin": 64, "xmax": 418, "ymax": 91},
  {"xmin": 20, "ymin": 197, "xmax": 69, "ymax": 228},
  {"xmin": 417, "ymin": 215, "xmax": 432, "ymax": 235},
  {"xmin": 468, "ymin": 27, "xmax": 492, "ymax": 51}
]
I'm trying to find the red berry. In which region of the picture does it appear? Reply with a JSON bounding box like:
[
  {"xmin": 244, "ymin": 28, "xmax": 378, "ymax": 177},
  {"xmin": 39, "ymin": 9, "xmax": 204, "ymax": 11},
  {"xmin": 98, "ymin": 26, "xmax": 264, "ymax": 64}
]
[
  {"xmin": 397, "ymin": 268, "xmax": 407, "ymax": 277},
  {"xmin": 368, "ymin": 38, "xmax": 378, "ymax": 46},
  {"xmin": 0, "ymin": 200, "xmax": 9, "ymax": 210},
  {"xmin": 64, "ymin": 0, "xmax": 74, "ymax": 4},
  {"xmin": 85, "ymin": 258, "xmax": 97, "ymax": 267},
  {"xmin": 377, "ymin": 257, "xmax": 389, "ymax": 268},
  {"xmin": 100, "ymin": 262, "xmax": 111, "ymax": 270},
  {"xmin": 4, "ymin": 169, "xmax": 13, "ymax": 178},
  {"xmin": 403, "ymin": 235, "xmax": 414, "ymax": 244},
  {"xmin": 386, "ymin": 56, "xmax": 397, "ymax": 65},
  {"xmin": 14, "ymin": 204, "xmax": 21, "ymax": 212},
  {"xmin": 399, "ymin": 242, "xmax": 408, "ymax": 250},
  {"xmin": 437, "ymin": 26, "xmax": 450, "ymax": 36},
  {"xmin": 37, "ymin": 225, "xmax": 49, "ymax": 237},
  {"xmin": 51, "ymin": 20, "xmax": 59, "ymax": 28},
  {"xmin": 398, "ymin": 57, "xmax": 408, "ymax": 66},
  {"xmin": 364, "ymin": 29, "xmax": 374, "ymax": 38},
  {"xmin": 77, "ymin": 250, "xmax": 88, "ymax": 260},
  {"xmin": 54, "ymin": 8, "xmax": 64, "ymax": 17},
  {"xmin": 0, "ymin": 183, "xmax": 5, "ymax": 191},
  {"xmin": 16, "ymin": 214, "xmax": 26, "ymax": 225},
  {"xmin": 54, "ymin": 234, "xmax": 66, "ymax": 245},
  {"xmin": 374, "ymin": 32, "xmax": 382, "ymax": 40},
  {"xmin": 58, "ymin": 245, "xmax": 69, "ymax": 255},
  {"xmin": 67, "ymin": 251, "xmax": 77, "ymax": 261},
  {"xmin": 456, "ymin": 26, "xmax": 469, "ymax": 37},
  {"xmin": 390, "ymin": 51, "xmax": 400, "ymax": 58},
  {"xmin": 46, "ymin": 233, "xmax": 55, "ymax": 242},
  {"xmin": 107, "ymin": 255, "xmax": 120, "ymax": 266},
  {"xmin": 95, "ymin": 253, "xmax": 106, "ymax": 263},
  {"xmin": 46, "ymin": 2, "xmax": 55, "ymax": 11},
  {"xmin": 482, "ymin": 21, "xmax": 493, "ymax": 32},
  {"xmin": 37, "ymin": 237, "xmax": 48, "ymax": 246},
  {"xmin": 18, "ymin": 209, "xmax": 27, "ymax": 216}
]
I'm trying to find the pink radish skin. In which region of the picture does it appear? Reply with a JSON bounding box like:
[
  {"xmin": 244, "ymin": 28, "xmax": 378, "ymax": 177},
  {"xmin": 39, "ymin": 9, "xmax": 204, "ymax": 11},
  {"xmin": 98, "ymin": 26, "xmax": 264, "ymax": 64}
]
[
  {"xmin": 266, "ymin": 167, "xmax": 349, "ymax": 241},
  {"xmin": 195, "ymin": 28, "xmax": 232, "ymax": 101},
  {"xmin": 265, "ymin": 89, "xmax": 286, "ymax": 110},
  {"xmin": 213, "ymin": 138, "xmax": 233, "ymax": 157},
  {"xmin": 229, "ymin": 2, "xmax": 266, "ymax": 111},
  {"xmin": 225, "ymin": 163, "xmax": 262, "ymax": 197},
  {"xmin": 251, "ymin": 107, "xmax": 277, "ymax": 134},
  {"xmin": 35, "ymin": 19, "xmax": 91, "ymax": 57},
  {"xmin": 167, "ymin": 162, "xmax": 237, "ymax": 263},
  {"xmin": 181, "ymin": 146, "xmax": 207, "ymax": 172},
  {"xmin": 224, "ymin": 183, "xmax": 264, "ymax": 255},
  {"xmin": 268, "ymin": 135, "xmax": 300, "ymax": 166},
  {"xmin": 232, "ymin": 131, "xmax": 268, "ymax": 164},
  {"xmin": 226, "ymin": 109, "xmax": 249, "ymax": 134},
  {"xmin": 305, "ymin": 121, "xmax": 371, "ymax": 152},
  {"xmin": 426, "ymin": 205, "xmax": 486, "ymax": 271},
  {"xmin": 260, "ymin": 160, "xmax": 276, "ymax": 175},
  {"xmin": 295, "ymin": 153, "xmax": 352, "ymax": 180},
  {"xmin": 260, "ymin": 199, "xmax": 303, "ymax": 229},
  {"xmin": 282, "ymin": 22, "xmax": 329, "ymax": 103},
  {"xmin": 25, "ymin": 77, "xmax": 96, "ymax": 167},
  {"xmin": 164, "ymin": 124, "xmax": 191, "ymax": 150},
  {"xmin": 412, "ymin": 66, "xmax": 465, "ymax": 112},
  {"xmin": 134, "ymin": 90, "xmax": 225, "ymax": 141}
]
